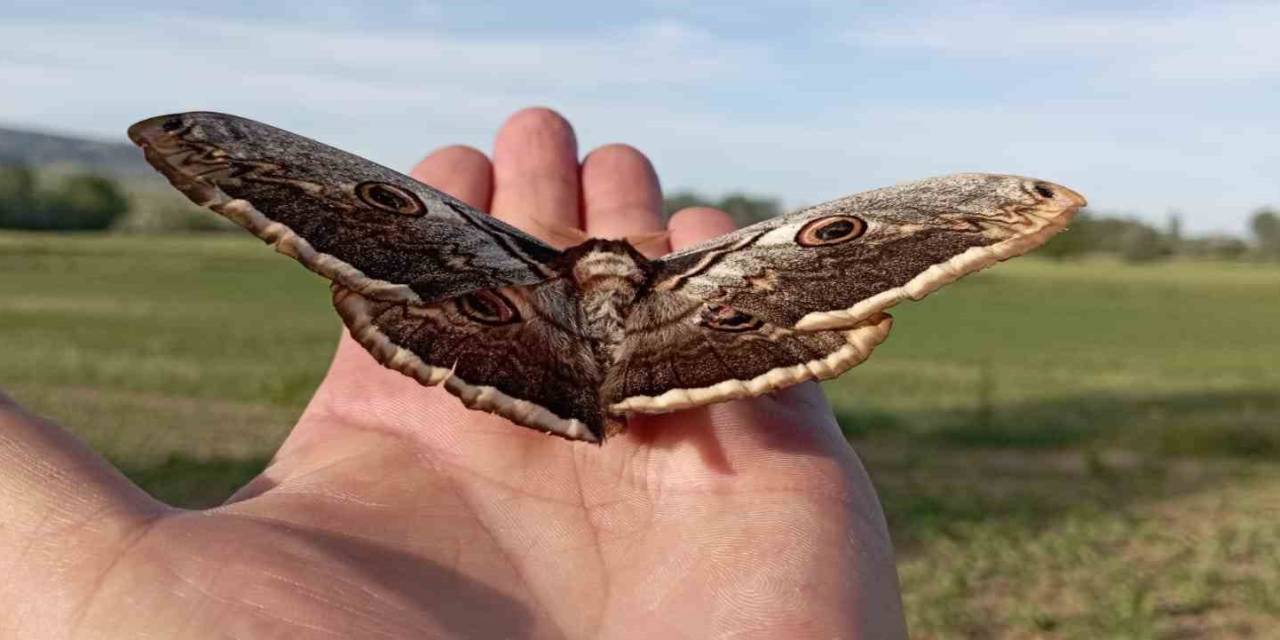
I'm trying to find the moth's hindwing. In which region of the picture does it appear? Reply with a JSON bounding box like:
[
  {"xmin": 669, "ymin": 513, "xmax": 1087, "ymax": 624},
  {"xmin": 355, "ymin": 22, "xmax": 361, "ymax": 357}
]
[
  {"xmin": 333, "ymin": 279, "xmax": 608, "ymax": 442},
  {"xmin": 605, "ymin": 289, "xmax": 893, "ymax": 414}
]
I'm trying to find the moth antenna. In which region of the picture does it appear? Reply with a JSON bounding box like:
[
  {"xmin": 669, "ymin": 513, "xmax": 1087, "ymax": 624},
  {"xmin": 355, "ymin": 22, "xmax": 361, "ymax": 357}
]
[
  {"xmin": 530, "ymin": 219, "xmax": 591, "ymax": 249},
  {"xmin": 441, "ymin": 359, "xmax": 460, "ymax": 384}
]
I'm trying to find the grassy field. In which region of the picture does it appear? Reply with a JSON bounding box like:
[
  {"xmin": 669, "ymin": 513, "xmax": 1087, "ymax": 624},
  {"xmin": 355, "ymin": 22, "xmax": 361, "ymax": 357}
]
[{"xmin": 2, "ymin": 231, "xmax": 1278, "ymax": 638}]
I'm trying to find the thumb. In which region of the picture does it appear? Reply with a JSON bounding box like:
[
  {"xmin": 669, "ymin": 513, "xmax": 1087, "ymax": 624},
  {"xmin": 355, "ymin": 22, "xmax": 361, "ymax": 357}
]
[{"xmin": 0, "ymin": 390, "xmax": 165, "ymax": 601}]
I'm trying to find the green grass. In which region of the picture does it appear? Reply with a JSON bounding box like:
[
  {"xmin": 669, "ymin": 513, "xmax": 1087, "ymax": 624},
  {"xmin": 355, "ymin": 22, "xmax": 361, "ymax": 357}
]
[{"xmin": 3, "ymin": 231, "xmax": 1279, "ymax": 637}]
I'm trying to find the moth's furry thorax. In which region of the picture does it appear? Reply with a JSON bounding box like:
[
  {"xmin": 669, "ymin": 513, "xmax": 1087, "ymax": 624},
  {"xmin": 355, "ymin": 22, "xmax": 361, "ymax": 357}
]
[
  {"xmin": 561, "ymin": 239, "xmax": 653, "ymax": 365},
  {"xmin": 559, "ymin": 238, "xmax": 652, "ymax": 286}
]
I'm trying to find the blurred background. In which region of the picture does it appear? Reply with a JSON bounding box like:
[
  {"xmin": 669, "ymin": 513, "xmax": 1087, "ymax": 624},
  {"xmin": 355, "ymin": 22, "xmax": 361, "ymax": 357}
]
[{"xmin": 2, "ymin": 2, "xmax": 1277, "ymax": 637}]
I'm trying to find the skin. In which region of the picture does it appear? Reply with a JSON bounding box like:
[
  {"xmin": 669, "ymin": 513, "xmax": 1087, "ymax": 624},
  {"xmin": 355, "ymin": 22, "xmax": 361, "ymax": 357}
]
[{"xmin": 0, "ymin": 108, "xmax": 907, "ymax": 639}]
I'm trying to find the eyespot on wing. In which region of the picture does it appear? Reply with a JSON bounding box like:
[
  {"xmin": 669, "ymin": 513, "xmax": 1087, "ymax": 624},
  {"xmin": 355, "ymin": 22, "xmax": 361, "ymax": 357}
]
[
  {"xmin": 356, "ymin": 181, "xmax": 426, "ymax": 216},
  {"xmin": 796, "ymin": 215, "xmax": 867, "ymax": 247}
]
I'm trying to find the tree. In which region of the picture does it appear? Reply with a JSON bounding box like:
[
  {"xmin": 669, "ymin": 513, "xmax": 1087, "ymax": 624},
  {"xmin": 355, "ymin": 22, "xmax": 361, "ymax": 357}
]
[
  {"xmin": 1183, "ymin": 235, "xmax": 1248, "ymax": 259},
  {"xmin": 717, "ymin": 192, "xmax": 781, "ymax": 226},
  {"xmin": 1039, "ymin": 210, "xmax": 1097, "ymax": 258},
  {"xmin": 39, "ymin": 174, "xmax": 130, "ymax": 230},
  {"xmin": 0, "ymin": 168, "xmax": 130, "ymax": 231},
  {"xmin": 0, "ymin": 164, "xmax": 37, "ymax": 228},
  {"xmin": 662, "ymin": 191, "xmax": 714, "ymax": 217},
  {"xmin": 663, "ymin": 190, "xmax": 782, "ymax": 227},
  {"xmin": 1166, "ymin": 211, "xmax": 1183, "ymax": 254},
  {"xmin": 1038, "ymin": 211, "xmax": 1174, "ymax": 262},
  {"xmin": 1118, "ymin": 222, "xmax": 1170, "ymax": 262},
  {"xmin": 1251, "ymin": 208, "xmax": 1280, "ymax": 258}
]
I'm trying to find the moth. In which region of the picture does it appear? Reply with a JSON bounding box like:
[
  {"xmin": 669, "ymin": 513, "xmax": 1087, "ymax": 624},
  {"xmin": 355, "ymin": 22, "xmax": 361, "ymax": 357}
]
[{"xmin": 129, "ymin": 112, "xmax": 1085, "ymax": 443}]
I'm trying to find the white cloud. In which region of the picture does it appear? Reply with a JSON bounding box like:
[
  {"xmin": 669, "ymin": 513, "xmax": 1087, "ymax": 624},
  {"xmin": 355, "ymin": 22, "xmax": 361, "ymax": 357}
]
[
  {"xmin": 0, "ymin": 8, "xmax": 1274, "ymax": 234},
  {"xmin": 595, "ymin": 101, "xmax": 1279, "ymax": 235},
  {"xmin": 47, "ymin": 16, "xmax": 750, "ymax": 88},
  {"xmin": 0, "ymin": 14, "xmax": 769, "ymax": 172},
  {"xmin": 848, "ymin": 2, "xmax": 1280, "ymax": 83}
]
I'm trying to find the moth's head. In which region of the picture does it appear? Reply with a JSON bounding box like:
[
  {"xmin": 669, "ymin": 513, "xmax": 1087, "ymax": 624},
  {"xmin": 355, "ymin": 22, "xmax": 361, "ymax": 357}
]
[{"xmin": 562, "ymin": 238, "xmax": 650, "ymax": 287}]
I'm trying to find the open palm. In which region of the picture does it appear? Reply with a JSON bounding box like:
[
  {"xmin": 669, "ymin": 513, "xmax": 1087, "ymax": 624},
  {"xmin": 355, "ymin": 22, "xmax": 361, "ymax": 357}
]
[{"xmin": 0, "ymin": 108, "xmax": 905, "ymax": 638}]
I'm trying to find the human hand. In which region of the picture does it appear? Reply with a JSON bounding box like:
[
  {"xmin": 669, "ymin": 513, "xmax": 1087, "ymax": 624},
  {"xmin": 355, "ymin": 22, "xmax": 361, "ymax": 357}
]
[{"xmin": 0, "ymin": 108, "xmax": 905, "ymax": 638}]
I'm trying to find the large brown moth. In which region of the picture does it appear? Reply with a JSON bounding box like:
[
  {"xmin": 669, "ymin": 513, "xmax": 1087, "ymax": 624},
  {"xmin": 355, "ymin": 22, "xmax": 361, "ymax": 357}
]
[{"xmin": 128, "ymin": 112, "xmax": 1086, "ymax": 443}]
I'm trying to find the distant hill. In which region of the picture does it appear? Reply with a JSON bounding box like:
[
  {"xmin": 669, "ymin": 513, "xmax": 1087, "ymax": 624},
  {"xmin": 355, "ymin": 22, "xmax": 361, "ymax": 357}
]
[
  {"xmin": 0, "ymin": 123, "xmax": 237, "ymax": 232},
  {"xmin": 0, "ymin": 124, "xmax": 152, "ymax": 178}
]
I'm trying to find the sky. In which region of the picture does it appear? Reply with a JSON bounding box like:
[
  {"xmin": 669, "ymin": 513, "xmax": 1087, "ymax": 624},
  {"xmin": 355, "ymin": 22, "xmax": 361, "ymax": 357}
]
[{"xmin": 1, "ymin": 1, "xmax": 1276, "ymax": 234}]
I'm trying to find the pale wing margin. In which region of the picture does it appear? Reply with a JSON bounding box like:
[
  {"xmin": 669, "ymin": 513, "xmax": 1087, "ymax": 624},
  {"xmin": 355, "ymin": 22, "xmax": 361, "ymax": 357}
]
[
  {"xmin": 332, "ymin": 286, "xmax": 598, "ymax": 443},
  {"xmin": 609, "ymin": 313, "xmax": 893, "ymax": 415}
]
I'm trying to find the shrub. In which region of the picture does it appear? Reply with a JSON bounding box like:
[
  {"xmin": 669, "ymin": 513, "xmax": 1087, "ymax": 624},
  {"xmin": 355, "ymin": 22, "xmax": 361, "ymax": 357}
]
[{"xmin": 0, "ymin": 165, "xmax": 130, "ymax": 231}]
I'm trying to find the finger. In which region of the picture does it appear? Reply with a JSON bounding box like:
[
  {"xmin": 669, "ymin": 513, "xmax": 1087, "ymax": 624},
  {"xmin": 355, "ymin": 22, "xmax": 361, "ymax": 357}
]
[
  {"xmin": 489, "ymin": 107, "xmax": 581, "ymax": 236},
  {"xmin": 581, "ymin": 143, "xmax": 665, "ymax": 256},
  {"xmin": 667, "ymin": 206, "xmax": 738, "ymax": 250},
  {"xmin": 409, "ymin": 144, "xmax": 493, "ymax": 210}
]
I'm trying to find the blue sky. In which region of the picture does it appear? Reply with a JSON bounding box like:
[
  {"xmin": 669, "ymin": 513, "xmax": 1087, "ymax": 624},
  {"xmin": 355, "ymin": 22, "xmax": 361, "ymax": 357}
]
[{"xmin": 2, "ymin": 1, "xmax": 1276, "ymax": 234}]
